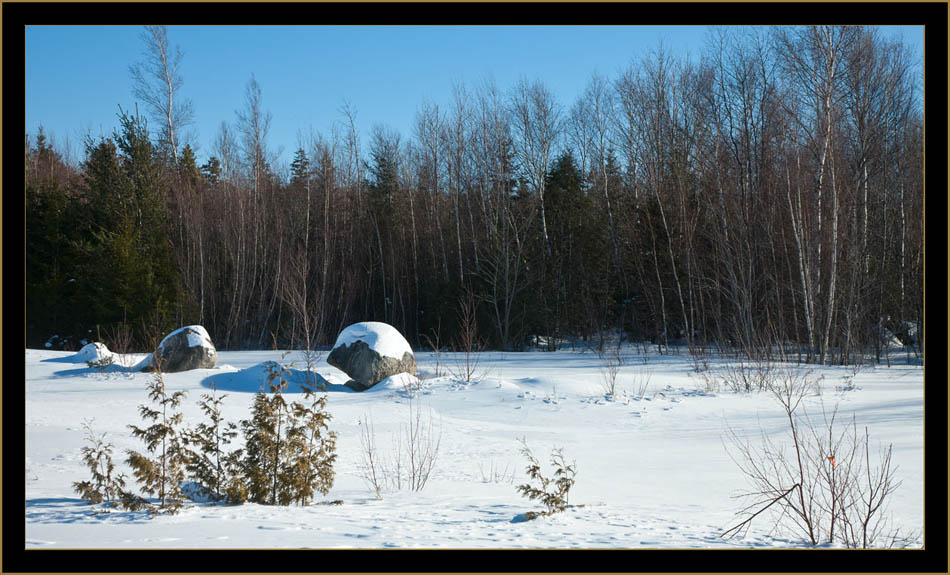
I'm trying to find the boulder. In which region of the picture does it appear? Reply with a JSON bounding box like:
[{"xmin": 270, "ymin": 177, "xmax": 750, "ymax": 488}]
[
  {"xmin": 142, "ymin": 325, "xmax": 217, "ymax": 373},
  {"xmin": 326, "ymin": 322, "xmax": 416, "ymax": 391},
  {"xmin": 872, "ymin": 324, "xmax": 903, "ymax": 350},
  {"xmin": 893, "ymin": 320, "xmax": 919, "ymax": 347}
]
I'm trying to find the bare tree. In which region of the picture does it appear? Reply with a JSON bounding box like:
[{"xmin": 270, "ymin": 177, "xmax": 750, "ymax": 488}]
[
  {"xmin": 722, "ymin": 366, "xmax": 912, "ymax": 547},
  {"xmin": 775, "ymin": 26, "xmax": 857, "ymax": 363},
  {"xmin": 357, "ymin": 413, "xmax": 385, "ymax": 499},
  {"xmin": 598, "ymin": 343, "xmax": 623, "ymax": 398},
  {"xmin": 130, "ymin": 25, "xmax": 193, "ymax": 164},
  {"xmin": 584, "ymin": 72, "xmax": 623, "ymax": 302},
  {"xmin": 414, "ymin": 100, "xmax": 450, "ymax": 279},
  {"xmin": 446, "ymin": 82, "xmax": 472, "ymax": 284},
  {"xmin": 403, "ymin": 396, "xmax": 441, "ymax": 492},
  {"xmin": 451, "ymin": 287, "xmax": 486, "ymax": 383},
  {"xmin": 510, "ymin": 77, "xmax": 560, "ymax": 260},
  {"xmin": 475, "ymin": 79, "xmax": 532, "ymax": 350}
]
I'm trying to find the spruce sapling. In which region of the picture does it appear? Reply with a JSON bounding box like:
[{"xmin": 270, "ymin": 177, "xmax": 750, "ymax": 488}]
[
  {"xmin": 183, "ymin": 382, "xmax": 242, "ymax": 503},
  {"xmin": 516, "ymin": 438, "xmax": 577, "ymax": 518},
  {"xmin": 241, "ymin": 351, "xmax": 294, "ymax": 505},
  {"xmin": 286, "ymin": 379, "xmax": 338, "ymax": 505},
  {"xmin": 72, "ymin": 419, "xmax": 126, "ymax": 506},
  {"xmin": 125, "ymin": 354, "xmax": 189, "ymax": 514}
]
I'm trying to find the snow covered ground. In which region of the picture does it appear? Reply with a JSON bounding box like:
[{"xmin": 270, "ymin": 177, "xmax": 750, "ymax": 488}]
[{"xmin": 23, "ymin": 345, "xmax": 925, "ymax": 551}]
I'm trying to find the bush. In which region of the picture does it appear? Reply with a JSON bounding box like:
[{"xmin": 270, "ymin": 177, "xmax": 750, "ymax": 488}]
[
  {"xmin": 722, "ymin": 367, "xmax": 915, "ymax": 547},
  {"xmin": 598, "ymin": 345, "xmax": 622, "ymax": 398},
  {"xmin": 356, "ymin": 396, "xmax": 442, "ymax": 498}
]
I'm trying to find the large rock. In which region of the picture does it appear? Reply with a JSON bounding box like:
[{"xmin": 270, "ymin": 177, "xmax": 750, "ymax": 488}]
[
  {"xmin": 893, "ymin": 320, "xmax": 920, "ymax": 347},
  {"xmin": 142, "ymin": 325, "xmax": 217, "ymax": 373},
  {"xmin": 326, "ymin": 322, "xmax": 416, "ymax": 391}
]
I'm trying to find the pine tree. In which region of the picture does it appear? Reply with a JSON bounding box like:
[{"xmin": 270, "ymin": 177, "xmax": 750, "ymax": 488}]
[
  {"xmin": 72, "ymin": 419, "xmax": 126, "ymax": 507},
  {"xmin": 183, "ymin": 382, "xmax": 242, "ymax": 503},
  {"xmin": 125, "ymin": 355, "xmax": 189, "ymax": 514}
]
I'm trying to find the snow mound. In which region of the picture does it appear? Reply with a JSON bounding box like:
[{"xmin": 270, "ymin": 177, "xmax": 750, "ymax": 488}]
[
  {"xmin": 70, "ymin": 342, "xmax": 113, "ymax": 364},
  {"xmin": 202, "ymin": 362, "xmax": 348, "ymax": 394},
  {"xmin": 131, "ymin": 355, "xmax": 155, "ymax": 372},
  {"xmin": 331, "ymin": 322, "xmax": 413, "ymax": 360},
  {"xmin": 363, "ymin": 372, "xmax": 421, "ymax": 393}
]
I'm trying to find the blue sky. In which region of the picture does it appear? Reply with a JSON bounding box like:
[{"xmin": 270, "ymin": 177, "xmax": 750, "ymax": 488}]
[{"xmin": 26, "ymin": 25, "xmax": 923, "ymax": 171}]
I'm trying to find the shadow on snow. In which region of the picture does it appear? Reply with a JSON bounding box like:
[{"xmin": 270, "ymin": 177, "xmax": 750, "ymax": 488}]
[{"xmin": 201, "ymin": 361, "xmax": 354, "ymax": 394}]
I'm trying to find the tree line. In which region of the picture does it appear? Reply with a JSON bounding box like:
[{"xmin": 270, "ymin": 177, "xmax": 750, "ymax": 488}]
[{"xmin": 25, "ymin": 25, "xmax": 923, "ymax": 364}]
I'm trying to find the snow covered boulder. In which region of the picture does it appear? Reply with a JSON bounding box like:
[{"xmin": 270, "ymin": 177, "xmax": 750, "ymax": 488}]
[
  {"xmin": 141, "ymin": 325, "xmax": 218, "ymax": 373},
  {"xmin": 72, "ymin": 342, "xmax": 114, "ymax": 364},
  {"xmin": 326, "ymin": 322, "xmax": 416, "ymax": 391}
]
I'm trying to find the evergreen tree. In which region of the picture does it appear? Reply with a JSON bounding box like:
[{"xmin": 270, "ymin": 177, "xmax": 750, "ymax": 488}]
[
  {"xmin": 286, "ymin": 382, "xmax": 337, "ymax": 505},
  {"xmin": 25, "ymin": 166, "xmax": 78, "ymax": 346},
  {"xmin": 183, "ymin": 382, "xmax": 243, "ymax": 503},
  {"xmin": 240, "ymin": 358, "xmax": 293, "ymax": 505},
  {"xmin": 178, "ymin": 144, "xmax": 201, "ymax": 187},
  {"xmin": 516, "ymin": 439, "xmax": 577, "ymax": 517},
  {"xmin": 200, "ymin": 156, "xmax": 221, "ymax": 186},
  {"xmin": 71, "ymin": 109, "xmax": 186, "ymax": 347},
  {"xmin": 72, "ymin": 420, "xmax": 126, "ymax": 506},
  {"xmin": 545, "ymin": 151, "xmax": 610, "ymax": 336},
  {"xmin": 125, "ymin": 356, "xmax": 189, "ymax": 514},
  {"xmin": 290, "ymin": 147, "xmax": 311, "ymax": 188}
]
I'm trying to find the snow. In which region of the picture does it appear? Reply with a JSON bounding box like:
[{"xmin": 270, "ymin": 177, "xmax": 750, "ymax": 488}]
[
  {"xmin": 23, "ymin": 346, "xmax": 924, "ymax": 550},
  {"xmin": 70, "ymin": 342, "xmax": 113, "ymax": 364},
  {"xmin": 331, "ymin": 321, "xmax": 413, "ymax": 360},
  {"xmin": 363, "ymin": 371, "xmax": 420, "ymax": 392},
  {"xmin": 159, "ymin": 325, "xmax": 213, "ymax": 350}
]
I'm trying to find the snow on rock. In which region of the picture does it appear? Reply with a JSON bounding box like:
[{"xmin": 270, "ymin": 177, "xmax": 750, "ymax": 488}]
[
  {"xmin": 160, "ymin": 325, "xmax": 214, "ymax": 350},
  {"xmin": 141, "ymin": 325, "xmax": 217, "ymax": 373},
  {"xmin": 71, "ymin": 342, "xmax": 113, "ymax": 364},
  {"xmin": 331, "ymin": 322, "xmax": 413, "ymax": 360},
  {"xmin": 327, "ymin": 322, "xmax": 416, "ymax": 391}
]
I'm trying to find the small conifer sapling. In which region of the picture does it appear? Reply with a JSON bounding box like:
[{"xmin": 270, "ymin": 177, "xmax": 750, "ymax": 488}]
[
  {"xmin": 516, "ymin": 438, "xmax": 577, "ymax": 518},
  {"xmin": 183, "ymin": 382, "xmax": 243, "ymax": 503},
  {"xmin": 72, "ymin": 419, "xmax": 126, "ymax": 506},
  {"xmin": 241, "ymin": 353, "xmax": 294, "ymax": 505},
  {"xmin": 286, "ymin": 379, "xmax": 338, "ymax": 505},
  {"xmin": 125, "ymin": 354, "xmax": 189, "ymax": 514}
]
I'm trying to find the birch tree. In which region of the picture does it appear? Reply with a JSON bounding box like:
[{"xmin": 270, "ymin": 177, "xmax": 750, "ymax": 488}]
[{"xmin": 130, "ymin": 25, "xmax": 193, "ymax": 164}]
